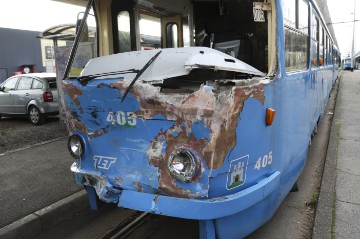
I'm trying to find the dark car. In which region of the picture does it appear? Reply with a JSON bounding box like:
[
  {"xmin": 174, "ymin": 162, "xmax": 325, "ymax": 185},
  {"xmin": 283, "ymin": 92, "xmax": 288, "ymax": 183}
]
[{"xmin": 0, "ymin": 73, "xmax": 59, "ymax": 125}]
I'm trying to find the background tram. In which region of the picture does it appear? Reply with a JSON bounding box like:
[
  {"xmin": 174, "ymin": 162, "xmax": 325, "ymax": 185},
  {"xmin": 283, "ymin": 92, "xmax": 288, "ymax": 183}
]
[
  {"xmin": 55, "ymin": 0, "xmax": 339, "ymax": 238},
  {"xmin": 342, "ymin": 56, "xmax": 352, "ymax": 70}
]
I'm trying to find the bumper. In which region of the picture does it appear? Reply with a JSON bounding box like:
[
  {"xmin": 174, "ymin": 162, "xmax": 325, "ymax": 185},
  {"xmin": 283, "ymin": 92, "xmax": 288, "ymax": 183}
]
[
  {"xmin": 71, "ymin": 163, "xmax": 280, "ymax": 220},
  {"xmin": 42, "ymin": 101, "xmax": 59, "ymax": 114}
]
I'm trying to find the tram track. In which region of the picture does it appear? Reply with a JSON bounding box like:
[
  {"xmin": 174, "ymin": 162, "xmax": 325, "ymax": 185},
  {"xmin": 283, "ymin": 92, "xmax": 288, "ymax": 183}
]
[{"xmin": 105, "ymin": 212, "xmax": 152, "ymax": 239}]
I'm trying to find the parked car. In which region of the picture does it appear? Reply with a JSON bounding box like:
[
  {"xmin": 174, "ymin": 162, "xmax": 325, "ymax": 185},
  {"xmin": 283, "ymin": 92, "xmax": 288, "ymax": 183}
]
[{"xmin": 0, "ymin": 73, "xmax": 59, "ymax": 125}]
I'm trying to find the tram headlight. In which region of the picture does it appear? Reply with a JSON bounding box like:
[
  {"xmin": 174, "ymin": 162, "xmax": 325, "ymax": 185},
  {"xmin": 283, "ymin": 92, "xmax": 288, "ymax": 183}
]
[
  {"xmin": 168, "ymin": 148, "xmax": 197, "ymax": 183},
  {"xmin": 68, "ymin": 135, "xmax": 84, "ymax": 159}
]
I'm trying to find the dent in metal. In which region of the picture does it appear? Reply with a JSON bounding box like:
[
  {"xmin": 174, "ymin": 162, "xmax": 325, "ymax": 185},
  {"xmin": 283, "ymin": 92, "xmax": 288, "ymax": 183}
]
[{"xmin": 64, "ymin": 48, "xmax": 268, "ymax": 199}]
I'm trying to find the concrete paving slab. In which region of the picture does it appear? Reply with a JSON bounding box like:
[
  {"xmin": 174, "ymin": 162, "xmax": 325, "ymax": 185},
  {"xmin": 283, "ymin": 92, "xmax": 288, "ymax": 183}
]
[
  {"xmin": 335, "ymin": 111, "xmax": 360, "ymax": 123},
  {"xmin": 334, "ymin": 201, "xmax": 360, "ymax": 238},
  {"xmin": 337, "ymin": 139, "xmax": 360, "ymax": 175},
  {"xmin": 338, "ymin": 124, "xmax": 360, "ymax": 141},
  {"xmin": 336, "ymin": 171, "xmax": 360, "ymax": 204}
]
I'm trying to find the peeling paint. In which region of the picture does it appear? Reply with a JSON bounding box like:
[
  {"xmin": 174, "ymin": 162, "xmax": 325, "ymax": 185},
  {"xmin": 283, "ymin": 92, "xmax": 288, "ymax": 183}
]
[
  {"xmin": 63, "ymin": 82, "xmax": 83, "ymax": 107},
  {"xmin": 108, "ymin": 77, "xmax": 265, "ymax": 198},
  {"xmin": 64, "ymin": 48, "xmax": 268, "ymax": 199}
]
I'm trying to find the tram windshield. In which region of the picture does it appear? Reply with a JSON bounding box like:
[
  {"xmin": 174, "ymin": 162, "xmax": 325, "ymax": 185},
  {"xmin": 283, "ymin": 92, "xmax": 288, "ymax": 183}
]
[
  {"xmin": 344, "ymin": 58, "xmax": 351, "ymax": 63},
  {"xmin": 63, "ymin": 0, "xmax": 274, "ymax": 81}
]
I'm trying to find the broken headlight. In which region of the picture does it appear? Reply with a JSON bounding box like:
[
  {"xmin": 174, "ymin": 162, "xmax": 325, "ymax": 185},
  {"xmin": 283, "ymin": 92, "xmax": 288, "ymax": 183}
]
[
  {"xmin": 68, "ymin": 135, "xmax": 84, "ymax": 159},
  {"xmin": 168, "ymin": 148, "xmax": 197, "ymax": 183}
]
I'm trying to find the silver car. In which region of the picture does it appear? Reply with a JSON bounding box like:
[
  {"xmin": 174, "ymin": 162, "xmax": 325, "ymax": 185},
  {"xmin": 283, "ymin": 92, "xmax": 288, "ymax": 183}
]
[{"xmin": 0, "ymin": 73, "xmax": 59, "ymax": 125}]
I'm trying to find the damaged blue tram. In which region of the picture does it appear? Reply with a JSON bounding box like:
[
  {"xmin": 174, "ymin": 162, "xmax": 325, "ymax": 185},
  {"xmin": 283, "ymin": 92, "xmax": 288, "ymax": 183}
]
[{"xmin": 59, "ymin": 0, "xmax": 339, "ymax": 238}]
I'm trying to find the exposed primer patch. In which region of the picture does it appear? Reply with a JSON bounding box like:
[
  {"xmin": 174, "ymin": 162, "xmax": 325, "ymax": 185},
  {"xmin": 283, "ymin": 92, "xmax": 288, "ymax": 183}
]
[
  {"xmin": 68, "ymin": 118, "xmax": 87, "ymax": 133},
  {"xmin": 63, "ymin": 82, "xmax": 83, "ymax": 107},
  {"xmin": 62, "ymin": 82, "xmax": 87, "ymax": 133},
  {"xmin": 149, "ymin": 131, "xmax": 208, "ymax": 198},
  {"xmin": 134, "ymin": 81, "xmax": 265, "ymax": 168},
  {"xmin": 134, "ymin": 182, "xmax": 144, "ymax": 192}
]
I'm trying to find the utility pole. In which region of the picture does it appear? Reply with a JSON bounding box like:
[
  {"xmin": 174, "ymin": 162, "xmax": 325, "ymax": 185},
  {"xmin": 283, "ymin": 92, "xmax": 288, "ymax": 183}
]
[{"xmin": 351, "ymin": 0, "xmax": 357, "ymax": 71}]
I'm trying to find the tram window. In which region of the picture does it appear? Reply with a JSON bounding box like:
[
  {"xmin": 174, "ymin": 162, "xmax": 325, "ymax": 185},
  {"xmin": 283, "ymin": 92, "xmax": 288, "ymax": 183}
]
[
  {"xmin": 311, "ymin": 13, "xmax": 319, "ymax": 68},
  {"xmin": 324, "ymin": 34, "xmax": 328, "ymax": 65},
  {"xmin": 319, "ymin": 27, "xmax": 324, "ymax": 66},
  {"xmin": 331, "ymin": 44, "xmax": 334, "ymax": 64},
  {"xmin": 284, "ymin": 0, "xmax": 308, "ymax": 72},
  {"xmin": 66, "ymin": 8, "xmax": 97, "ymax": 77},
  {"xmin": 298, "ymin": 0, "xmax": 309, "ymax": 34},
  {"xmin": 328, "ymin": 38, "xmax": 330, "ymax": 65},
  {"xmin": 166, "ymin": 23, "xmax": 179, "ymax": 48},
  {"xmin": 283, "ymin": 1, "xmax": 296, "ymax": 28},
  {"xmin": 117, "ymin": 11, "xmax": 131, "ymax": 53},
  {"xmin": 139, "ymin": 14, "xmax": 161, "ymax": 50},
  {"xmin": 311, "ymin": 12, "xmax": 318, "ymax": 41},
  {"xmin": 183, "ymin": 17, "xmax": 191, "ymax": 47}
]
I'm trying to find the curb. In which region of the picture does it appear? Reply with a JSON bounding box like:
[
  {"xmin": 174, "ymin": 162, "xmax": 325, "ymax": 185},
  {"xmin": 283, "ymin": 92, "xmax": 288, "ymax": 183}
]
[
  {"xmin": 312, "ymin": 75, "xmax": 341, "ymax": 239},
  {"xmin": 0, "ymin": 190, "xmax": 88, "ymax": 239}
]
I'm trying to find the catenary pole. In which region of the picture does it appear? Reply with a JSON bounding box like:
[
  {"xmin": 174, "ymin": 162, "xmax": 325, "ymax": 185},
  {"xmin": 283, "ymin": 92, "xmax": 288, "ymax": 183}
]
[{"xmin": 351, "ymin": 0, "xmax": 357, "ymax": 71}]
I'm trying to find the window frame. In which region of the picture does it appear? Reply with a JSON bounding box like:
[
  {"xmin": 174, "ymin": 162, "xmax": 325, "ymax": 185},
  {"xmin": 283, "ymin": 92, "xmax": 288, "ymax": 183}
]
[
  {"xmin": 112, "ymin": 0, "xmax": 139, "ymax": 54},
  {"xmin": 32, "ymin": 79, "xmax": 43, "ymax": 89},
  {"xmin": 284, "ymin": 0, "xmax": 310, "ymax": 73},
  {"xmin": 17, "ymin": 76, "xmax": 33, "ymax": 90},
  {"xmin": 311, "ymin": 11, "xmax": 319, "ymax": 68},
  {"xmin": 2, "ymin": 77, "xmax": 19, "ymax": 92}
]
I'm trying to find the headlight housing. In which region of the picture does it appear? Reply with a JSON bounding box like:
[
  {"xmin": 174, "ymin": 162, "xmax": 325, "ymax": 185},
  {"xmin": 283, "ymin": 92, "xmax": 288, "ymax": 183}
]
[
  {"xmin": 168, "ymin": 148, "xmax": 197, "ymax": 183},
  {"xmin": 67, "ymin": 135, "xmax": 84, "ymax": 159}
]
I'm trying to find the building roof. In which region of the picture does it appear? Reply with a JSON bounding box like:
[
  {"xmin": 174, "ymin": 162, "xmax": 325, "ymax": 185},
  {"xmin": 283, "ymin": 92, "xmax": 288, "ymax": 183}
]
[{"xmin": 38, "ymin": 24, "xmax": 76, "ymax": 40}]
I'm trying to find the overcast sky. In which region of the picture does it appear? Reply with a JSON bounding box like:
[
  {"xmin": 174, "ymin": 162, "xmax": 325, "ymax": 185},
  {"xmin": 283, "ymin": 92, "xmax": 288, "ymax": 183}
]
[
  {"xmin": 0, "ymin": 0, "xmax": 358, "ymax": 56},
  {"xmin": 327, "ymin": 0, "xmax": 359, "ymax": 56}
]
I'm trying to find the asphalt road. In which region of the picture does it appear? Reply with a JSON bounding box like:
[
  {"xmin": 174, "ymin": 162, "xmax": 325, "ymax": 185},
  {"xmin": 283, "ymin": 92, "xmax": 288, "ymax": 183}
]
[
  {"xmin": 0, "ymin": 76, "xmax": 338, "ymax": 237},
  {"xmin": 0, "ymin": 117, "xmax": 82, "ymax": 228},
  {"xmin": 0, "ymin": 116, "xmax": 66, "ymax": 154}
]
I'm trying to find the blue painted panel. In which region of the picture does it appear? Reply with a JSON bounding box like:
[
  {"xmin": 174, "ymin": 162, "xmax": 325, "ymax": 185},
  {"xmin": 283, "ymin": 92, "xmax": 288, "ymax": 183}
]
[{"xmin": 64, "ymin": 1, "xmax": 338, "ymax": 238}]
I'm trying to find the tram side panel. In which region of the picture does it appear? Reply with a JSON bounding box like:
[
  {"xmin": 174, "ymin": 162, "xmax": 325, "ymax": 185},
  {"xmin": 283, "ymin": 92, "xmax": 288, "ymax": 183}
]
[{"xmin": 60, "ymin": 0, "xmax": 339, "ymax": 238}]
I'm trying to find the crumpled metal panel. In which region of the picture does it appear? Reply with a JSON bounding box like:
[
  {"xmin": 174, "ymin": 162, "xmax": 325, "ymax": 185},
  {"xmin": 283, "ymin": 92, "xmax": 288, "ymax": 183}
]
[
  {"xmin": 64, "ymin": 72, "xmax": 268, "ymax": 199},
  {"xmin": 81, "ymin": 47, "xmax": 266, "ymax": 83}
]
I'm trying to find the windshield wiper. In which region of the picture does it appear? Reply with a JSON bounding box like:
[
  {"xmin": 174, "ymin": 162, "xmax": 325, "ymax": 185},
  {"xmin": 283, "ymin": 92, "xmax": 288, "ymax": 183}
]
[
  {"xmin": 78, "ymin": 69, "xmax": 140, "ymax": 85},
  {"xmin": 121, "ymin": 50, "xmax": 162, "ymax": 102}
]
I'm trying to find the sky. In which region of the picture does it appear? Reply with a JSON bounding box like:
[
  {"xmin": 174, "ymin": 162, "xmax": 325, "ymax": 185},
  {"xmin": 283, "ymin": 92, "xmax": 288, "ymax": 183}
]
[
  {"xmin": 0, "ymin": 0, "xmax": 84, "ymax": 31},
  {"xmin": 327, "ymin": 0, "xmax": 359, "ymax": 56},
  {"xmin": 0, "ymin": 0, "xmax": 359, "ymax": 56}
]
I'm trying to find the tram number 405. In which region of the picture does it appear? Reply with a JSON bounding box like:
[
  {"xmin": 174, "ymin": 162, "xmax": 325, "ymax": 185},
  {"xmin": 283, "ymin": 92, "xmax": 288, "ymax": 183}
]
[
  {"xmin": 107, "ymin": 111, "xmax": 137, "ymax": 126},
  {"xmin": 254, "ymin": 151, "xmax": 272, "ymax": 170}
]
